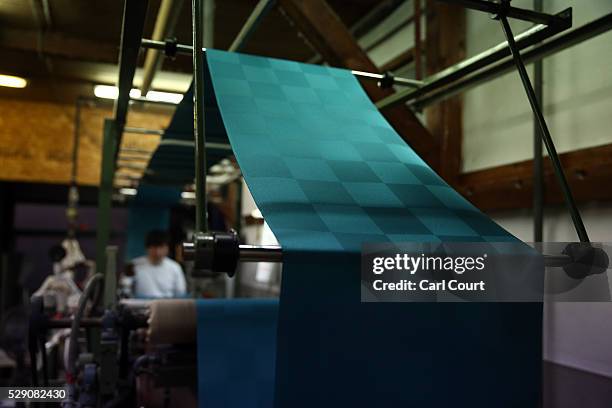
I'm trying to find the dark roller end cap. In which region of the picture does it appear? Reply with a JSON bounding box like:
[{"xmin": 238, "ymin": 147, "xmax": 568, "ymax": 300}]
[
  {"xmin": 193, "ymin": 231, "xmax": 239, "ymax": 277},
  {"xmin": 378, "ymin": 72, "xmax": 395, "ymax": 89},
  {"xmin": 562, "ymin": 243, "xmax": 609, "ymax": 280}
]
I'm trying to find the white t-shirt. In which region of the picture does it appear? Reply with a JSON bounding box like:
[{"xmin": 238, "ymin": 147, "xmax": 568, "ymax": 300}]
[{"xmin": 132, "ymin": 256, "xmax": 187, "ymax": 298}]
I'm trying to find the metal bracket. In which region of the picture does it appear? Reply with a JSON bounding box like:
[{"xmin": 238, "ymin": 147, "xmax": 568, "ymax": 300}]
[
  {"xmin": 183, "ymin": 232, "xmax": 282, "ymax": 277},
  {"xmin": 163, "ymin": 37, "xmax": 178, "ymax": 59}
]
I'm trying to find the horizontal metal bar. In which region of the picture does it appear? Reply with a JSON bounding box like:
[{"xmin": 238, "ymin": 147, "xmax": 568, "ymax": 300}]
[
  {"xmin": 543, "ymin": 254, "xmax": 572, "ymax": 268},
  {"xmin": 187, "ymin": 242, "xmax": 574, "ymax": 268},
  {"xmin": 129, "ymin": 96, "xmax": 178, "ymax": 106},
  {"xmin": 117, "ymin": 163, "xmax": 147, "ymax": 170},
  {"xmin": 123, "ymin": 126, "xmax": 165, "ymax": 135},
  {"xmin": 46, "ymin": 318, "xmax": 103, "ymax": 328},
  {"xmin": 140, "ymin": 38, "xmax": 423, "ymax": 88},
  {"xmin": 351, "ymin": 70, "xmax": 424, "ymax": 88},
  {"xmin": 436, "ymin": 0, "xmax": 567, "ymax": 26},
  {"xmin": 412, "ymin": 12, "xmax": 612, "ymax": 109},
  {"xmin": 376, "ymin": 7, "xmax": 572, "ymax": 110},
  {"xmin": 120, "ymin": 147, "xmax": 155, "ymax": 155},
  {"xmin": 122, "ymin": 129, "xmax": 231, "ymax": 151},
  {"xmin": 116, "ymin": 155, "xmax": 148, "ymax": 162},
  {"xmin": 158, "ymin": 138, "xmax": 232, "ymax": 151},
  {"xmin": 140, "ymin": 38, "xmax": 196, "ymax": 54},
  {"xmin": 239, "ymin": 244, "xmax": 283, "ymax": 262},
  {"xmin": 114, "ymin": 175, "xmax": 142, "ymax": 181}
]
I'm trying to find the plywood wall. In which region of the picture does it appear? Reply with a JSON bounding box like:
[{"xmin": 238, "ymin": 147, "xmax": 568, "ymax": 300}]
[{"xmin": 0, "ymin": 97, "xmax": 172, "ymax": 186}]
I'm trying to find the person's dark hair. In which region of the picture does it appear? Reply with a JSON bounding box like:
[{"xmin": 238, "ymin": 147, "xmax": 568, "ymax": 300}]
[{"xmin": 145, "ymin": 230, "xmax": 169, "ymax": 248}]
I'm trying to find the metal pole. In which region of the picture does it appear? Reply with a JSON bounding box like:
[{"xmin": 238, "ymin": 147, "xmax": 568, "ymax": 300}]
[
  {"xmin": 414, "ymin": 0, "xmax": 422, "ymax": 80},
  {"xmin": 113, "ymin": 0, "xmax": 149, "ymax": 154},
  {"xmin": 68, "ymin": 98, "xmax": 82, "ymax": 239},
  {"xmin": 376, "ymin": 8, "xmax": 571, "ymax": 110},
  {"xmin": 123, "ymin": 126, "xmax": 165, "ymax": 135},
  {"xmin": 95, "ymin": 119, "xmax": 118, "ymax": 276},
  {"xmin": 203, "ymin": 0, "xmax": 215, "ymax": 48},
  {"xmin": 141, "ymin": 38, "xmax": 195, "ymax": 54},
  {"xmin": 533, "ymin": 0, "xmax": 544, "ymax": 242},
  {"xmin": 139, "ymin": 38, "xmax": 425, "ymax": 89},
  {"xmin": 436, "ymin": 0, "xmax": 566, "ymax": 25},
  {"xmin": 411, "ymin": 13, "xmax": 612, "ymax": 109},
  {"xmin": 228, "ymin": 0, "xmax": 276, "ymax": 52},
  {"xmin": 192, "ymin": 0, "xmax": 208, "ymax": 233},
  {"xmin": 187, "ymin": 242, "xmax": 576, "ymax": 268},
  {"xmin": 140, "ymin": 0, "xmax": 184, "ymax": 96},
  {"xmin": 498, "ymin": 13, "xmax": 589, "ymax": 243},
  {"xmin": 104, "ymin": 246, "xmax": 118, "ymax": 310}
]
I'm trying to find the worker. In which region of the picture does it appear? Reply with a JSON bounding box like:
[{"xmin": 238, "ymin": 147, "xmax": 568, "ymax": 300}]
[{"xmin": 132, "ymin": 229, "xmax": 187, "ymax": 298}]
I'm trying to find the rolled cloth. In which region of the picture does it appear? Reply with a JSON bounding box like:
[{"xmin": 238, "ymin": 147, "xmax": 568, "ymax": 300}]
[
  {"xmin": 147, "ymin": 298, "xmax": 279, "ymax": 408},
  {"xmin": 147, "ymin": 299, "xmax": 197, "ymax": 345}
]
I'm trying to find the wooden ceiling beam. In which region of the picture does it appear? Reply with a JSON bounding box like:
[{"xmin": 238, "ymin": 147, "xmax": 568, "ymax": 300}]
[
  {"xmin": 457, "ymin": 143, "xmax": 612, "ymax": 211},
  {"xmin": 0, "ymin": 28, "xmax": 119, "ymax": 63},
  {"xmin": 278, "ymin": 0, "xmax": 440, "ymax": 169}
]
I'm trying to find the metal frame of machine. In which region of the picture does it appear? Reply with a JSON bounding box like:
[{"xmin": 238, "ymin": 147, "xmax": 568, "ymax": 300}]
[
  {"xmin": 99, "ymin": 0, "xmax": 607, "ymax": 275},
  {"xmin": 80, "ymin": 0, "xmax": 612, "ymax": 400}
]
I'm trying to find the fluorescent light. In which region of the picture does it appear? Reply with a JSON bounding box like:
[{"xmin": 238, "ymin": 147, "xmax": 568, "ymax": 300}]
[
  {"xmin": 93, "ymin": 84, "xmax": 182, "ymax": 104},
  {"xmin": 145, "ymin": 90, "xmax": 183, "ymax": 104},
  {"xmin": 119, "ymin": 188, "xmax": 138, "ymax": 196},
  {"xmin": 181, "ymin": 191, "xmax": 196, "ymax": 200},
  {"xmin": 94, "ymin": 85, "xmax": 119, "ymax": 99},
  {"xmin": 0, "ymin": 74, "xmax": 27, "ymax": 88}
]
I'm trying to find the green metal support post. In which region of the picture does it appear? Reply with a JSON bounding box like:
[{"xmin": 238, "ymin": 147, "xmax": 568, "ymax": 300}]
[{"xmin": 95, "ymin": 119, "xmax": 118, "ymax": 276}]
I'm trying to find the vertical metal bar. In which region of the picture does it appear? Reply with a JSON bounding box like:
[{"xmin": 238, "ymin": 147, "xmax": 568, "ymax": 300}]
[
  {"xmin": 533, "ymin": 0, "xmax": 544, "ymax": 242},
  {"xmin": 499, "ymin": 14, "xmax": 589, "ymax": 243},
  {"xmin": 203, "ymin": 0, "xmax": 215, "ymax": 48},
  {"xmin": 71, "ymin": 98, "xmax": 81, "ymax": 186},
  {"xmin": 95, "ymin": 119, "xmax": 118, "ymax": 276},
  {"xmin": 104, "ymin": 246, "xmax": 118, "ymax": 309},
  {"xmin": 192, "ymin": 0, "xmax": 208, "ymax": 233},
  {"xmin": 68, "ymin": 98, "xmax": 82, "ymax": 239},
  {"xmin": 414, "ymin": 0, "xmax": 422, "ymax": 80}
]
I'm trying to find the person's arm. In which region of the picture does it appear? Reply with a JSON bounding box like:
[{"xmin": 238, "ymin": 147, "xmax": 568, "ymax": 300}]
[{"xmin": 174, "ymin": 264, "xmax": 187, "ymax": 297}]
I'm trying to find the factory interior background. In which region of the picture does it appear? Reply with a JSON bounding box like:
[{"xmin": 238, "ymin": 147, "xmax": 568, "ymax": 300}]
[{"xmin": 0, "ymin": 0, "xmax": 611, "ymax": 407}]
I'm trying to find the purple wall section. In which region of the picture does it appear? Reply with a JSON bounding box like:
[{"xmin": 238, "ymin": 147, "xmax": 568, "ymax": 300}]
[{"xmin": 14, "ymin": 203, "xmax": 128, "ymax": 293}]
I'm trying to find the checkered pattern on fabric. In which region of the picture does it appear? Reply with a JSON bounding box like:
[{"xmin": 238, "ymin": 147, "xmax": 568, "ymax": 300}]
[
  {"xmin": 205, "ymin": 49, "xmax": 516, "ymax": 251},
  {"xmin": 202, "ymin": 50, "xmax": 541, "ymax": 408}
]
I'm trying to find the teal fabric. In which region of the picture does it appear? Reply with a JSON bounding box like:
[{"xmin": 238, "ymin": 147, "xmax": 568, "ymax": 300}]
[
  {"xmin": 145, "ymin": 67, "xmax": 232, "ymax": 184},
  {"xmin": 202, "ymin": 49, "xmax": 542, "ymax": 407},
  {"xmin": 126, "ymin": 184, "xmax": 181, "ymax": 260},
  {"xmin": 196, "ymin": 299, "xmax": 278, "ymax": 408}
]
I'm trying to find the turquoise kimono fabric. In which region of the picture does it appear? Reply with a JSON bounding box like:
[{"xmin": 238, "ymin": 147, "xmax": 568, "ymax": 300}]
[{"xmin": 193, "ymin": 49, "xmax": 542, "ymax": 407}]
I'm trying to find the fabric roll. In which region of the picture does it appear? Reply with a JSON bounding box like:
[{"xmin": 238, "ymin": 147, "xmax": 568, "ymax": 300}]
[
  {"xmin": 201, "ymin": 49, "xmax": 542, "ymax": 408},
  {"xmin": 147, "ymin": 299, "xmax": 197, "ymax": 345}
]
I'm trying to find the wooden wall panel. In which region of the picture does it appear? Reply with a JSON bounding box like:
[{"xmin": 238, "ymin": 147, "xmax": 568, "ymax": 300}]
[{"xmin": 0, "ymin": 98, "xmax": 172, "ymax": 186}]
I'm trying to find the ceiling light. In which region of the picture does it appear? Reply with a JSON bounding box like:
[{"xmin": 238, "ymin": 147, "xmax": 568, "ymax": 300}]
[
  {"xmin": 0, "ymin": 74, "xmax": 27, "ymax": 88},
  {"xmin": 145, "ymin": 90, "xmax": 183, "ymax": 104},
  {"xmin": 93, "ymin": 84, "xmax": 182, "ymax": 104},
  {"xmin": 181, "ymin": 191, "xmax": 196, "ymax": 200},
  {"xmin": 119, "ymin": 187, "xmax": 138, "ymax": 196}
]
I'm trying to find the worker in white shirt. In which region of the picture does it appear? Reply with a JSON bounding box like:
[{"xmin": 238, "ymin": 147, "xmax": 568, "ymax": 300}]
[{"xmin": 131, "ymin": 230, "xmax": 187, "ymax": 298}]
